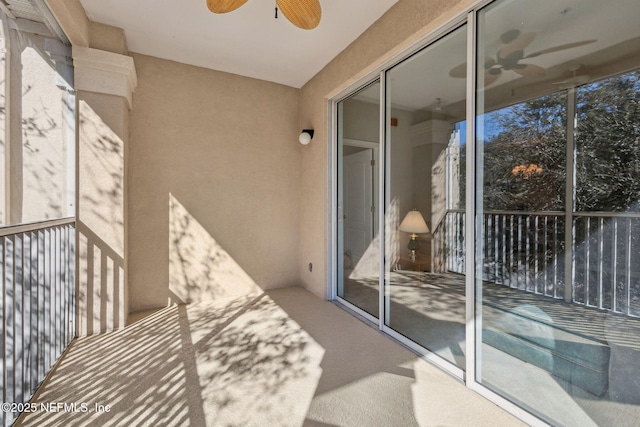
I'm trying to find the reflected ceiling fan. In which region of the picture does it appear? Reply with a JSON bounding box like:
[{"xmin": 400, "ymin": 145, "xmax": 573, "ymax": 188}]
[
  {"xmin": 449, "ymin": 29, "xmax": 596, "ymax": 86},
  {"xmin": 206, "ymin": 0, "xmax": 322, "ymax": 30}
]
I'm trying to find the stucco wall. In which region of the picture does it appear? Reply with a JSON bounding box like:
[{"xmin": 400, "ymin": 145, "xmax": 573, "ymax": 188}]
[
  {"xmin": 128, "ymin": 54, "xmax": 301, "ymax": 312},
  {"xmin": 298, "ymin": 0, "xmax": 475, "ymax": 298},
  {"xmin": 45, "ymin": 0, "xmax": 477, "ymax": 318},
  {"xmin": 77, "ymin": 92, "xmax": 128, "ymax": 335},
  {"xmin": 10, "ymin": 36, "xmax": 74, "ymax": 224}
]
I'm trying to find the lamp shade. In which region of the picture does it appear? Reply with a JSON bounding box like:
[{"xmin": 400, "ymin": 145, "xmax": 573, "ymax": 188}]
[{"xmin": 399, "ymin": 210, "xmax": 430, "ymax": 234}]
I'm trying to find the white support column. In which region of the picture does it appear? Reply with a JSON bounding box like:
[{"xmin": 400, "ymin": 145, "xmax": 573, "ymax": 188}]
[
  {"xmin": 0, "ymin": 17, "xmax": 8, "ymax": 225},
  {"xmin": 564, "ymin": 87, "xmax": 577, "ymax": 303},
  {"xmin": 73, "ymin": 46, "xmax": 136, "ymax": 335}
]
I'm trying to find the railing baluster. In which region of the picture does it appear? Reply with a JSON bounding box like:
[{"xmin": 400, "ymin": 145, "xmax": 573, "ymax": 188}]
[
  {"xmin": 447, "ymin": 212, "xmax": 451, "ymax": 272},
  {"xmin": 585, "ymin": 217, "xmax": 591, "ymax": 307},
  {"xmin": 494, "ymin": 214, "xmax": 500, "ymax": 284},
  {"xmin": 487, "ymin": 214, "xmax": 492, "ymax": 281},
  {"xmin": 453, "ymin": 212, "xmax": 456, "ymax": 272},
  {"xmin": 533, "ymin": 215, "xmax": 540, "ymax": 294},
  {"xmin": 445, "ymin": 214, "xmax": 450, "ymax": 272},
  {"xmin": 502, "ymin": 215, "xmax": 507, "ymax": 286},
  {"xmin": 15, "ymin": 234, "xmax": 23, "ymax": 406},
  {"xmin": 598, "ymin": 217, "xmax": 604, "ymax": 310},
  {"xmin": 509, "ymin": 215, "xmax": 514, "ymax": 288},
  {"xmin": 30, "ymin": 231, "xmax": 37, "ymax": 393},
  {"xmin": 62, "ymin": 226, "xmax": 68, "ymax": 350},
  {"xmin": 23, "ymin": 233, "xmax": 30, "ymax": 406},
  {"xmin": 627, "ymin": 218, "xmax": 633, "ymax": 316},
  {"xmin": 44, "ymin": 228, "xmax": 50, "ymax": 372},
  {"xmin": 553, "ymin": 216, "xmax": 558, "ymax": 298},
  {"xmin": 70, "ymin": 226, "xmax": 76, "ymax": 339},
  {"xmin": 56, "ymin": 227, "xmax": 61, "ymax": 359},
  {"xmin": 461, "ymin": 212, "xmax": 465, "ymax": 272},
  {"xmin": 517, "ymin": 215, "xmax": 523, "ymax": 290},
  {"xmin": 6, "ymin": 236, "xmax": 15, "ymax": 408},
  {"xmin": 612, "ymin": 218, "xmax": 618, "ymax": 313},
  {"xmin": 37, "ymin": 229, "xmax": 45, "ymax": 381},
  {"xmin": 452, "ymin": 212, "xmax": 456, "ymax": 272},
  {"xmin": 524, "ymin": 215, "xmax": 535, "ymax": 291},
  {"xmin": 543, "ymin": 216, "xmax": 548, "ymax": 295},
  {"xmin": 1, "ymin": 237, "xmax": 5, "ymax": 427},
  {"xmin": 459, "ymin": 212, "xmax": 463, "ymax": 271}
]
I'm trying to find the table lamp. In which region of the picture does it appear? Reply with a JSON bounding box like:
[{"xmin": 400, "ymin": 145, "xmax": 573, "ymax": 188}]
[{"xmin": 399, "ymin": 209, "xmax": 430, "ymax": 262}]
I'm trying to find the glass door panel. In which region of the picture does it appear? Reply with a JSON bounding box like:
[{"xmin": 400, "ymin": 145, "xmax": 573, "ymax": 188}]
[
  {"xmin": 476, "ymin": 0, "xmax": 640, "ymax": 425},
  {"xmin": 384, "ymin": 24, "xmax": 467, "ymax": 370},
  {"xmin": 337, "ymin": 82, "xmax": 381, "ymax": 318}
]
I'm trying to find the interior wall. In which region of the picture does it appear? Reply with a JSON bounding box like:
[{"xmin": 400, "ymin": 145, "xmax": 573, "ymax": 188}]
[
  {"xmin": 298, "ymin": 0, "xmax": 475, "ymax": 298},
  {"xmin": 388, "ymin": 109, "xmax": 416, "ymax": 261},
  {"xmin": 342, "ymin": 98, "xmax": 380, "ymax": 143},
  {"xmin": 128, "ymin": 54, "xmax": 301, "ymax": 312}
]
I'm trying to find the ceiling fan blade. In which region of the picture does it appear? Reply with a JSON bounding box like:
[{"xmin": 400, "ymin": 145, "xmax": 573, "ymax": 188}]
[
  {"xmin": 206, "ymin": 0, "xmax": 248, "ymax": 13},
  {"xmin": 277, "ymin": 0, "xmax": 321, "ymax": 30},
  {"xmin": 513, "ymin": 64, "xmax": 546, "ymax": 78},
  {"xmin": 498, "ymin": 32, "xmax": 535, "ymax": 60},
  {"xmin": 448, "ymin": 58, "xmax": 495, "ymax": 78},
  {"xmin": 449, "ymin": 62, "xmax": 467, "ymax": 78},
  {"xmin": 524, "ymin": 39, "xmax": 597, "ymax": 58},
  {"xmin": 483, "ymin": 70, "xmax": 501, "ymax": 87}
]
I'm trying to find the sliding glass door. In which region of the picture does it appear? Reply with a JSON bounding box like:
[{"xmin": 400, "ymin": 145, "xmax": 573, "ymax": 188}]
[
  {"xmin": 475, "ymin": 0, "xmax": 640, "ymax": 425},
  {"xmin": 383, "ymin": 25, "xmax": 468, "ymax": 370},
  {"xmin": 337, "ymin": 82, "xmax": 381, "ymax": 318}
]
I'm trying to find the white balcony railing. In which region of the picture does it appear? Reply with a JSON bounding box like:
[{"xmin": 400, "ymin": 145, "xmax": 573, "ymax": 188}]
[
  {"xmin": 0, "ymin": 218, "xmax": 75, "ymax": 427},
  {"xmin": 433, "ymin": 210, "xmax": 640, "ymax": 318}
]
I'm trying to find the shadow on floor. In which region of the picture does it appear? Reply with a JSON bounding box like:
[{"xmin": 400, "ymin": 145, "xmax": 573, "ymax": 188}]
[{"xmin": 17, "ymin": 286, "xmax": 523, "ymax": 427}]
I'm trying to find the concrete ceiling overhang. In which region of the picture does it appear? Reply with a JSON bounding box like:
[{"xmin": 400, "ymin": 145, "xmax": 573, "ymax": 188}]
[{"xmin": 79, "ymin": 0, "xmax": 399, "ymax": 88}]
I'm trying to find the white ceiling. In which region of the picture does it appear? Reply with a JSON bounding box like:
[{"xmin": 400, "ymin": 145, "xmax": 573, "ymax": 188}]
[{"xmin": 79, "ymin": 0, "xmax": 398, "ymax": 88}]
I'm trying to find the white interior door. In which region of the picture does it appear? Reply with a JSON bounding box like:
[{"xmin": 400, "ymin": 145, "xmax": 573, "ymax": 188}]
[{"xmin": 344, "ymin": 148, "xmax": 374, "ymax": 268}]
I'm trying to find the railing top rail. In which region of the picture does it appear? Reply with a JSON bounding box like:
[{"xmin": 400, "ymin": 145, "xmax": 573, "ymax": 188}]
[
  {"xmin": 573, "ymin": 211, "xmax": 640, "ymax": 218},
  {"xmin": 0, "ymin": 217, "xmax": 75, "ymax": 237},
  {"xmin": 482, "ymin": 210, "xmax": 565, "ymax": 216},
  {"xmin": 475, "ymin": 210, "xmax": 640, "ymax": 218}
]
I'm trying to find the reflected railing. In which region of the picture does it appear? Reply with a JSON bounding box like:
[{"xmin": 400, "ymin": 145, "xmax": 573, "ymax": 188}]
[
  {"xmin": 433, "ymin": 210, "xmax": 640, "ymax": 318},
  {"xmin": 0, "ymin": 218, "xmax": 75, "ymax": 427}
]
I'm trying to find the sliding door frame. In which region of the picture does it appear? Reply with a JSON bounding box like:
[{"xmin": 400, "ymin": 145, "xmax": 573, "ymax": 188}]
[{"xmin": 328, "ymin": 2, "xmax": 554, "ymax": 425}]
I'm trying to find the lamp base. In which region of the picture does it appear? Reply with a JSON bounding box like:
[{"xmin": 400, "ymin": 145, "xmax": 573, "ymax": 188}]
[{"xmin": 407, "ymin": 233, "xmax": 420, "ymax": 263}]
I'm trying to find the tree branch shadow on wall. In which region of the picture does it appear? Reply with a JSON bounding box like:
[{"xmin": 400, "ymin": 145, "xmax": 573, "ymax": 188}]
[
  {"xmin": 168, "ymin": 194, "xmax": 262, "ymax": 304},
  {"xmin": 76, "ymin": 99, "xmax": 126, "ymax": 336}
]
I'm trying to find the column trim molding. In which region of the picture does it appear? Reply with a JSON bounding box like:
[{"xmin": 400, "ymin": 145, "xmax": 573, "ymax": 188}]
[
  {"xmin": 409, "ymin": 119, "xmax": 451, "ymax": 147},
  {"xmin": 73, "ymin": 46, "xmax": 137, "ymax": 108}
]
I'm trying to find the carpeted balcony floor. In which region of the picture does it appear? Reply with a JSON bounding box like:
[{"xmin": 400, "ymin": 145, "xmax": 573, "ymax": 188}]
[{"xmin": 16, "ymin": 286, "xmax": 522, "ymax": 427}]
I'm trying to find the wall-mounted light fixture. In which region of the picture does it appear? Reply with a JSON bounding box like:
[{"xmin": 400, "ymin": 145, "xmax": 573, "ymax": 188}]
[{"xmin": 299, "ymin": 129, "xmax": 314, "ymax": 145}]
